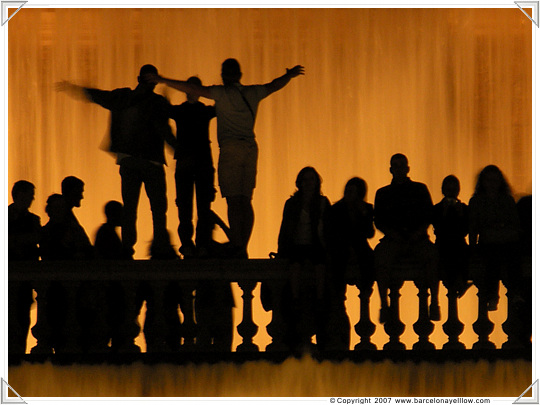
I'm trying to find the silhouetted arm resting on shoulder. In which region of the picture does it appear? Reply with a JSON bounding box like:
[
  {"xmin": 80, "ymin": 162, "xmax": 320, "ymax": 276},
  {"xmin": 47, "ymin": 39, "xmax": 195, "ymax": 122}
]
[{"xmin": 146, "ymin": 74, "xmax": 213, "ymax": 99}]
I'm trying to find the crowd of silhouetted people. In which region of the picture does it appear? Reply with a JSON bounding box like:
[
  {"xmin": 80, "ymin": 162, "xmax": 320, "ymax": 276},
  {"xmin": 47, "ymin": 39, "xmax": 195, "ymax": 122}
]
[
  {"xmin": 8, "ymin": 155, "xmax": 532, "ymax": 355},
  {"xmin": 8, "ymin": 61, "xmax": 532, "ymax": 356}
]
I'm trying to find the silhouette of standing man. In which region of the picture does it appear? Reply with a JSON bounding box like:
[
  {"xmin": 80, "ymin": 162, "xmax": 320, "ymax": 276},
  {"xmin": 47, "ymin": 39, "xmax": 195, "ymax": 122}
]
[
  {"xmin": 146, "ymin": 60, "xmax": 304, "ymax": 258},
  {"xmin": 169, "ymin": 76, "xmax": 217, "ymax": 258},
  {"xmin": 8, "ymin": 180, "xmax": 41, "ymax": 357},
  {"xmin": 58, "ymin": 65, "xmax": 176, "ymax": 258},
  {"xmin": 373, "ymin": 153, "xmax": 440, "ymax": 323}
]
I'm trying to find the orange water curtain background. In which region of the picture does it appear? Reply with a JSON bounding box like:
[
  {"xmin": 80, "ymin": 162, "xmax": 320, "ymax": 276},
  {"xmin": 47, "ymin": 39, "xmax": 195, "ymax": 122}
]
[
  {"xmin": 8, "ymin": 8, "xmax": 531, "ymax": 257},
  {"xmin": 7, "ymin": 7, "xmax": 533, "ymax": 352}
]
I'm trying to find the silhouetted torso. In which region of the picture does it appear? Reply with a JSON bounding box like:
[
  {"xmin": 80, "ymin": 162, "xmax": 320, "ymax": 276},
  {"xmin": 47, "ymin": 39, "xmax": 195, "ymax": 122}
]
[
  {"xmin": 95, "ymin": 223, "xmax": 125, "ymax": 260},
  {"xmin": 170, "ymin": 101, "xmax": 215, "ymax": 159},
  {"xmin": 277, "ymin": 194, "xmax": 331, "ymax": 262},
  {"xmin": 517, "ymin": 195, "xmax": 532, "ymax": 257},
  {"xmin": 85, "ymin": 86, "xmax": 172, "ymax": 164},
  {"xmin": 326, "ymin": 199, "xmax": 374, "ymax": 259},
  {"xmin": 433, "ymin": 198, "xmax": 469, "ymax": 250},
  {"xmin": 209, "ymin": 84, "xmax": 268, "ymax": 146},
  {"xmin": 8, "ymin": 204, "xmax": 41, "ymax": 261},
  {"xmin": 41, "ymin": 210, "xmax": 93, "ymax": 260},
  {"xmin": 374, "ymin": 178, "xmax": 433, "ymax": 239},
  {"xmin": 469, "ymin": 194, "xmax": 520, "ymax": 246}
]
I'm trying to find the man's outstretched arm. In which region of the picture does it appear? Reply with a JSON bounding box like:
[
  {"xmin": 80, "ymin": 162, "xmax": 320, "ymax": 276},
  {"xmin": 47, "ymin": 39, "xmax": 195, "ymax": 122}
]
[
  {"xmin": 56, "ymin": 81, "xmax": 125, "ymax": 110},
  {"xmin": 265, "ymin": 65, "xmax": 305, "ymax": 96},
  {"xmin": 146, "ymin": 73, "xmax": 213, "ymax": 100},
  {"xmin": 55, "ymin": 80, "xmax": 92, "ymax": 102}
]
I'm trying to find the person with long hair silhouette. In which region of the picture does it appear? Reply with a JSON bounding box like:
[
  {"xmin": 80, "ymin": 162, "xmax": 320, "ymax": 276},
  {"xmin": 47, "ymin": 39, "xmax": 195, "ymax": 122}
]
[
  {"xmin": 277, "ymin": 166, "xmax": 330, "ymax": 352},
  {"xmin": 324, "ymin": 177, "xmax": 375, "ymax": 349},
  {"xmin": 469, "ymin": 165, "xmax": 521, "ymax": 311},
  {"xmin": 432, "ymin": 175, "xmax": 471, "ymax": 298}
]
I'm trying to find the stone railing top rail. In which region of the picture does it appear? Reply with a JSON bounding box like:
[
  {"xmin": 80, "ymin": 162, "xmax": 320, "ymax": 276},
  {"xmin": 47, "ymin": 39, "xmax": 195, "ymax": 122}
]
[
  {"xmin": 9, "ymin": 257, "xmax": 531, "ymax": 282},
  {"xmin": 9, "ymin": 259, "xmax": 291, "ymax": 282}
]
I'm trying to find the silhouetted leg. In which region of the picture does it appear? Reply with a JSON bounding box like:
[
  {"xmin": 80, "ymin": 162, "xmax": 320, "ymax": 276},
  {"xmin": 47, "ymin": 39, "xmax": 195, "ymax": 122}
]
[
  {"xmin": 241, "ymin": 199, "xmax": 255, "ymax": 250},
  {"xmin": 195, "ymin": 305, "xmax": 213, "ymax": 349},
  {"xmin": 374, "ymin": 240, "xmax": 396, "ymax": 322},
  {"xmin": 9, "ymin": 281, "xmax": 33, "ymax": 357},
  {"xmin": 163, "ymin": 282, "xmax": 182, "ymax": 352},
  {"xmin": 323, "ymin": 280, "xmax": 350, "ymax": 351},
  {"xmin": 226, "ymin": 195, "xmax": 253, "ymax": 255},
  {"xmin": 107, "ymin": 281, "xmax": 125, "ymax": 351},
  {"xmin": 120, "ymin": 160, "xmax": 144, "ymax": 257},
  {"xmin": 212, "ymin": 285, "xmax": 234, "ymax": 352},
  {"xmin": 47, "ymin": 281, "xmax": 69, "ymax": 353},
  {"xmin": 144, "ymin": 163, "xmax": 168, "ymax": 246},
  {"xmin": 175, "ymin": 161, "xmax": 195, "ymax": 253},
  {"xmin": 194, "ymin": 165, "xmax": 215, "ymax": 252},
  {"xmin": 178, "ymin": 284, "xmax": 197, "ymax": 349},
  {"xmin": 219, "ymin": 140, "xmax": 256, "ymax": 255},
  {"xmin": 420, "ymin": 240, "xmax": 440, "ymax": 320},
  {"xmin": 480, "ymin": 245, "xmax": 501, "ymax": 310},
  {"xmin": 213, "ymin": 308, "xmax": 233, "ymax": 352}
]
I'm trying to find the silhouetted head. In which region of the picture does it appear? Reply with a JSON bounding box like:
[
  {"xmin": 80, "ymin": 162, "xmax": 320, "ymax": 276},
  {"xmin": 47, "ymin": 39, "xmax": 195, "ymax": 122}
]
[
  {"xmin": 45, "ymin": 193, "xmax": 67, "ymax": 222},
  {"xmin": 11, "ymin": 180, "xmax": 35, "ymax": 210},
  {"xmin": 390, "ymin": 153, "xmax": 410, "ymax": 183},
  {"xmin": 344, "ymin": 177, "xmax": 367, "ymax": 203},
  {"xmin": 441, "ymin": 175, "xmax": 460, "ymax": 199},
  {"xmin": 138, "ymin": 64, "xmax": 158, "ymax": 90},
  {"xmin": 221, "ymin": 58, "xmax": 242, "ymax": 85},
  {"xmin": 61, "ymin": 176, "xmax": 84, "ymax": 208},
  {"xmin": 186, "ymin": 76, "xmax": 202, "ymax": 103},
  {"xmin": 474, "ymin": 165, "xmax": 511, "ymax": 197},
  {"xmin": 295, "ymin": 166, "xmax": 322, "ymax": 197},
  {"xmin": 104, "ymin": 200, "xmax": 123, "ymax": 227}
]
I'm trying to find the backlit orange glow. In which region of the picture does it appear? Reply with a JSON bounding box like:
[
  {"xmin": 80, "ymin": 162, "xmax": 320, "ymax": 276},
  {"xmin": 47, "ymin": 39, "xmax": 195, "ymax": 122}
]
[{"xmin": 7, "ymin": 7, "xmax": 532, "ymax": 397}]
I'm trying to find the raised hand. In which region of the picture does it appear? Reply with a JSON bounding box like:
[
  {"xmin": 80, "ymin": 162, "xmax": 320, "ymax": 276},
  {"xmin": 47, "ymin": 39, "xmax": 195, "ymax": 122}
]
[
  {"xmin": 55, "ymin": 80, "xmax": 77, "ymax": 93},
  {"xmin": 286, "ymin": 65, "xmax": 305, "ymax": 78},
  {"xmin": 54, "ymin": 80, "xmax": 87, "ymax": 101}
]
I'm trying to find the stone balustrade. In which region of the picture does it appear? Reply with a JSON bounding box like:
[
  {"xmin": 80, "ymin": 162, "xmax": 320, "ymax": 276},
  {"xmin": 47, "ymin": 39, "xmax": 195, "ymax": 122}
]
[{"xmin": 8, "ymin": 258, "xmax": 532, "ymax": 363}]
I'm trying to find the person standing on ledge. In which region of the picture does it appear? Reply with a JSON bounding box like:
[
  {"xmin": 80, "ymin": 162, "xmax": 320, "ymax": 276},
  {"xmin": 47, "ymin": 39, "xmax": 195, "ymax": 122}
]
[
  {"xmin": 146, "ymin": 59, "xmax": 305, "ymax": 258},
  {"xmin": 57, "ymin": 65, "xmax": 177, "ymax": 259}
]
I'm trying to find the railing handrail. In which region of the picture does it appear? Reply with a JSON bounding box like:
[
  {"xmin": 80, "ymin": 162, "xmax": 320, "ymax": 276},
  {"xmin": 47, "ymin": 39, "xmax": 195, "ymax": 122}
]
[
  {"xmin": 8, "ymin": 257, "xmax": 533, "ymax": 282},
  {"xmin": 9, "ymin": 258, "xmax": 291, "ymax": 282}
]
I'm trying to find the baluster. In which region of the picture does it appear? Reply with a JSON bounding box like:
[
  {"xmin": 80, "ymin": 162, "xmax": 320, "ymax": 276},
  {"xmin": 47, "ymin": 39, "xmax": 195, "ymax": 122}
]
[
  {"xmin": 58, "ymin": 280, "xmax": 83, "ymax": 354},
  {"xmin": 180, "ymin": 283, "xmax": 197, "ymax": 350},
  {"xmin": 354, "ymin": 280, "xmax": 376, "ymax": 350},
  {"xmin": 472, "ymin": 281, "xmax": 496, "ymax": 350},
  {"xmin": 442, "ymin": 279, "xmax": 465, "ymax": 350},
  {"xmin": 30, "ymin": 281, "xmax": 54, "ymax": 354},
  {"xmin": 112, "ymin": 280, "xmax": 141, "ymax": 353},
  {"xmin": 502, "ymin": 278, "xmax": 527, "ymax": 349},
  {"xmin": 383, "ymin": 281, "xmax": 406, "ymax": 350},
  {"xmin": 143, "ymin": 280, "xmax": 170, "ymax": 353},
  {"xmin": 265, "ymin": 280, "xmax": 288, "ymax": 352},
  {"xmin": 412, "ymin": 280, "xmax": 435, "ymax": 350},
  {"xmin": 236, "ymin": 280, "xmax": 259, "ymax": 352},
  {"xmin": 79, "ymin": 281, "xmax": 110, "ymax": 353}
]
